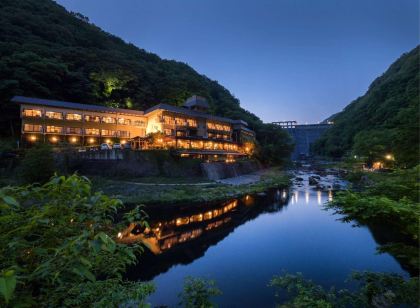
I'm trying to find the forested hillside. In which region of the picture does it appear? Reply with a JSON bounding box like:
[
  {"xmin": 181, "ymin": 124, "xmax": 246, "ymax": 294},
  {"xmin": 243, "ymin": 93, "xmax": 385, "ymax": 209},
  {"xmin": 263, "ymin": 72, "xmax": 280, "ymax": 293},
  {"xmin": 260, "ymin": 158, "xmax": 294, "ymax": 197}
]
[
  {"xmin": 0, "ymin": 0, "xmax": 292, "ymax": 163},
  {"xmin": 314, "ymin": 46, "xmax": 419, "ymax": 167}
]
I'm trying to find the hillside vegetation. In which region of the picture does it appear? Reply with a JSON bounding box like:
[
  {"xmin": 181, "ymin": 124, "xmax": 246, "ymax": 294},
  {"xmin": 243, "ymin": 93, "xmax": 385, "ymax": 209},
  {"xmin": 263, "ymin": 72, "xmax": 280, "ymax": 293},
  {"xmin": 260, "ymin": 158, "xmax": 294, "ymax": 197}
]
[
  {"xmin": 314, "ymin": 46, "xmax": 419, "ymax": 167},
  {"xmin": 0, "ymin": 0, "xmax": 292, "ymax": 164}
]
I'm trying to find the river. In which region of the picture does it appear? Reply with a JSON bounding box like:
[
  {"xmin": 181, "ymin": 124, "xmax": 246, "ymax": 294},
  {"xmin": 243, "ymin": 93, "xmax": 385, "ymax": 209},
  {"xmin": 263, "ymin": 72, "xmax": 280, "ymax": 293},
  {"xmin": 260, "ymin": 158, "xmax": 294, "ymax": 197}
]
[{"xmin": 124, "ymin": 168, "xmax": 407, "ymax": 307}]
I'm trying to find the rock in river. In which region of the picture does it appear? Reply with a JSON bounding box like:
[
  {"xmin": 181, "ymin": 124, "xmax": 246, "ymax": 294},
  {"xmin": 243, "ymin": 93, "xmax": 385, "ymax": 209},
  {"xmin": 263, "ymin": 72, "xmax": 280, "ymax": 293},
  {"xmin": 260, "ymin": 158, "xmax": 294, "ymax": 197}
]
[{"xmin": 309, "ymin": 176, "xmax": 319, "ymax": 186}]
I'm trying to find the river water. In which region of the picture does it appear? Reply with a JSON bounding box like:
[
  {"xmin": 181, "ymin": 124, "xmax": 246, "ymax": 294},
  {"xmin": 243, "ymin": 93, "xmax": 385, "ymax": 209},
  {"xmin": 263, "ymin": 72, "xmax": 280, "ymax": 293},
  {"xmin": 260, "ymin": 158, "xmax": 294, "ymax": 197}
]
[{"xmin": 125, "ymin": 169, "xmax": 407, "ymax": 307}]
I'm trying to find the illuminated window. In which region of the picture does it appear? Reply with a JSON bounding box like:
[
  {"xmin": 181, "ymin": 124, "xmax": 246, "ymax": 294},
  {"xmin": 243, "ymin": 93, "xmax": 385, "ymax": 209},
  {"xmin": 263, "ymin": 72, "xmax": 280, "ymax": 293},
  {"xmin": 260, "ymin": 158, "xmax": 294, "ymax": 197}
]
[
  {"xmin": 117, "ymin": 131, "xmax": 130, "ymax": 137},
  {"xmin": 164, "ymin": 129, "xmax": 173, "ymax": 136},
  {"xmin": 118, "ymin": 118, "xmax": 131, "ymax": 125},
  {"xmin": 134, "ymin": 120, "xmax": 146, "ymax": 127},
  {"xmin": 46, "ymin": 126, "xmax": 63, "ymax": 133},
  {"xmin": 101, "ymin": 129, "xmax": 116, "ymax": 136},
  {"xmin": 102, "ymin": 116, "xmax": 116, "ymax": 124},
  {"xmin": 45, "ymin": 111, "xmax": 63, "ymax": 119},
  {"xmin": 22, "ymin": 109, "xmax": 42, "ymax": 117},
  {"xmin": 84, "ymin": 115, "xmax": 100, "ymax": 122},
  {"xmin": 23, "ymin": 124, "xmax": 43, "ymax": 132},
  {"xmin": 85, "ymin": 128, "xmax": 100, "ymax": 135},
  {"xmin": 186, "ymin": 119, "xmax": 197, "ymax": 127},
  {"xmin": 207, "ymin": 122, "xmax": 216, "ymax": 130},
  {"xmin": 175, "ymin": 117, "xmax": 186, "ymax": 125},
  {"xmin": 66, "ymin": 113, "xmax": 82, "ymax": 121},
  {"xmin": 66, "ymin": 127, "xmax": 82, "ymax": 134}
]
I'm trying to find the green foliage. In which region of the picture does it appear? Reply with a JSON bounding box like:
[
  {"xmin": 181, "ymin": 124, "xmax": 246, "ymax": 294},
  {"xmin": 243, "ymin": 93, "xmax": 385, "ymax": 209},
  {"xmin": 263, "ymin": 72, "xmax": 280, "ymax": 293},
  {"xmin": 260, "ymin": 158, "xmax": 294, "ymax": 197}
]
[
  {"xmin": 326, "ymin": 166, "xmax": 420, "ymax": 274},
  {"xmin": 0, "ymin": 174, "xmax": 153, "ymax": 306},
  {"xmin": 17, "ymin": 143, "xmax": 56, "ymax": 184},
  {"xmin": 0, "ymin": 0, "xmax": 292, "ymax": 163},
  {"xmin": 314, "ymin": 46, "xmax": 419, "ymax": 167},
  {"xmin": 269, "ymin": 272, "xmax": 419, "ymax": 307},
  {"xmin": 254, "ymin": 124, "xmax": 294, "ymax": 165},
  {"xmin": 179, "ymin": 276, "xmax": 222, "ymax": 308},
  {"xmin": 352, "ymin": 129, "xmax": 394, "ymax": 166}
]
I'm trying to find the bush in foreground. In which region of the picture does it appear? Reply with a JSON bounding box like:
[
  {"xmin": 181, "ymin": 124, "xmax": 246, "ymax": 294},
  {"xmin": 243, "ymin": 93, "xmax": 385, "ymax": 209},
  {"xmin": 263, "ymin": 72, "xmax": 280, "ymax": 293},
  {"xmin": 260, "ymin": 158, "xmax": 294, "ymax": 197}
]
[{"xmin": 0, "ymin": 174, "xmax": 153, "ymax": 307}]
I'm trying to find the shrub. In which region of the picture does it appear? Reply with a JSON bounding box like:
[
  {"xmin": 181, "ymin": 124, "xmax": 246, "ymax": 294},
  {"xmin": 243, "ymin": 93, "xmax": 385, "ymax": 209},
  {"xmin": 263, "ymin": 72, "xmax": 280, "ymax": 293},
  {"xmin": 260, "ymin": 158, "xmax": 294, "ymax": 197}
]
[
  {"xmin": 18, "ymin": 144, "xmax": 56, "ymax": 184},
  {"xmin": 0, "ymin": 174, "xmax": 153, "ymax": 307}
]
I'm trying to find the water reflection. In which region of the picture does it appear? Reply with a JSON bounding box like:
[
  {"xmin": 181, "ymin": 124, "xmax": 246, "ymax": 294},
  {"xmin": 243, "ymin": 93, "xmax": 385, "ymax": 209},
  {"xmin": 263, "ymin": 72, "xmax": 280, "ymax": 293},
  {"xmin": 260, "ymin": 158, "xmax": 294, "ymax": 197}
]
[{"xmin": 123, "ymin": 189, "xmax": 289, "ymax": 281}]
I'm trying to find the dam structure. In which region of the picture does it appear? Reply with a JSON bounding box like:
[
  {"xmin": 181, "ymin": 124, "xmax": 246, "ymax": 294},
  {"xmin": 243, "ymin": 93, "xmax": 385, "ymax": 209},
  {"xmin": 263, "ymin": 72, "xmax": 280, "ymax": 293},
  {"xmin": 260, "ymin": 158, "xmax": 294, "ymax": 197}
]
[{"xmin": 273, "ymin": 121, "xmax": 332, "ymax": 160}]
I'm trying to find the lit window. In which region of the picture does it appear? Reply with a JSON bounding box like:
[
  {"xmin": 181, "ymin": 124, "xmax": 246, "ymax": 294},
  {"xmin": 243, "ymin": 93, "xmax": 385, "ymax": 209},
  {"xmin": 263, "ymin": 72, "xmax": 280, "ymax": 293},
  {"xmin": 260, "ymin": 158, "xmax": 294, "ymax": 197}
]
[
  {"xmin": 23, "ymin": 124, "xmax": 43, "ymax": 132},
  {"xmin": 66, "ymin": 127, "xmax": 81, "ymax": 134},
  {"xmin": 85, "ymin": 128, "xmax": 100, "ymax": 135},
  {"xmin": 66, "ymin": 113, "xmax": 82, "ymax": 121},
  {"xmin": 22, "ymin": 109, "xmax": 42, "ymax": 117},
  {"xmin": 117, "ymin": 131, "xmax": 130, "ymax": 137},
  {"xmin": 134, "ymin": 120, "xmax": 146, "ymax": 127},
  {"xmin": 118, "ymin": 118, "xmax": 131, "ymax": 125},
  {"xmin": 45, "ymin": 111, "xmax": 63, "ymax": 119},
  {"xmin": 46, "ymin": 126, "xmax": 63, "ymax": 133},
  {"xmin": 85, "ymin": 115, "xmax": 100, "ymax": 122},
  {"xmin": 102, "ymin": 116, "xmax": 116, "ymax": 124},
  {"xmin": 101, "ymin": 129, "xmax": 116, "ymax": 136}
]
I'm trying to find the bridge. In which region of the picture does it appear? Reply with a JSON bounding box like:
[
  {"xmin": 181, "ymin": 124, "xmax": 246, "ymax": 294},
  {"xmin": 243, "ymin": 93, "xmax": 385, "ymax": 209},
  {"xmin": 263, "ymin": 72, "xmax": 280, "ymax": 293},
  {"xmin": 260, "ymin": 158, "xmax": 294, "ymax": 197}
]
[{"xmin": 273, "ymin": 121, "xmax": 333, "ymax": 160}]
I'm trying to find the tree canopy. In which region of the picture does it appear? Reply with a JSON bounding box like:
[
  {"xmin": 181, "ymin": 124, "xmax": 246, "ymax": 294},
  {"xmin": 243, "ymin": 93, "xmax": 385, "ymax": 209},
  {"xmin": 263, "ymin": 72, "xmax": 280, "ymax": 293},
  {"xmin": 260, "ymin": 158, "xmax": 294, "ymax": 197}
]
[
  {"xmin": 0, "ymin": 0, "xmax": 292, "ymax": 163},
  {"xmin": 314, "ymin": 46, "xmax": 419, "ymax": 167}
]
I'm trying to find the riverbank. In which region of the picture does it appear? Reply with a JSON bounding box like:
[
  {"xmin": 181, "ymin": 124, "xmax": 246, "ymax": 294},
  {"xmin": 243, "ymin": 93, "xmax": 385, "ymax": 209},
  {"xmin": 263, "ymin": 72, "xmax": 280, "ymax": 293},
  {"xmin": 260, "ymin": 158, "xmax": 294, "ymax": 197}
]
[
  {"xmin": 308, "ymin": 161, "xmax": 419, "ymax": 276},
  {"xmin": 92, "ymin": 167, "xmax": 290, "ymax": 205}
]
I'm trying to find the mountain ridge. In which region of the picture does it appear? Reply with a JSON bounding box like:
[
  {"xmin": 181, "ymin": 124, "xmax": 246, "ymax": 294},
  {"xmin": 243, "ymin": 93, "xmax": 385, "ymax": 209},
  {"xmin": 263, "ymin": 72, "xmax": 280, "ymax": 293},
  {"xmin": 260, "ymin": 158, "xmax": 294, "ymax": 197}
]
[{"xmin": 314, "ymin": 46, "xmax": 419, "ymax": 166}]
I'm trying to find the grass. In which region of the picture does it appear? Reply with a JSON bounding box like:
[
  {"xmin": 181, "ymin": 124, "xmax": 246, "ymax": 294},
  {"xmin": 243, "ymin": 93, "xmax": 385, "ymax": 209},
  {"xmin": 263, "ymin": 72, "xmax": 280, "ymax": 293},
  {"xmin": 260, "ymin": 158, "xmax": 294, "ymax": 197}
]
[{"xmin": 91, "ymin": 167, "xmax": 290, "ymax": 205}]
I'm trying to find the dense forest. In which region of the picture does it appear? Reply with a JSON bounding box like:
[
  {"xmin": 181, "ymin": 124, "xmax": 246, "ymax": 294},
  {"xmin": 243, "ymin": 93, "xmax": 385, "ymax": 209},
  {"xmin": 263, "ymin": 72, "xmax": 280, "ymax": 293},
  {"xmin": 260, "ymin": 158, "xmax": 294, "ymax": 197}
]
[
  {"xmin": 314, "ymin": 46, "xmax": 419, "ymax": 167},
  {"xmin": 0, "ymin": 0, "xmax": 292, "ymax": 163}
]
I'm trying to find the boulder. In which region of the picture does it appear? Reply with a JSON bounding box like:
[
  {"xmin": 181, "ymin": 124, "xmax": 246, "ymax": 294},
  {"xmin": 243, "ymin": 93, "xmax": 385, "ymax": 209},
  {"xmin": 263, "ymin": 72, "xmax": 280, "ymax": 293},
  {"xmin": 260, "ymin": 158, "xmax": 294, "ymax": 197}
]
[{"xmin": 309, "ymin": 176, "xmax": 319, "ymax": 186}]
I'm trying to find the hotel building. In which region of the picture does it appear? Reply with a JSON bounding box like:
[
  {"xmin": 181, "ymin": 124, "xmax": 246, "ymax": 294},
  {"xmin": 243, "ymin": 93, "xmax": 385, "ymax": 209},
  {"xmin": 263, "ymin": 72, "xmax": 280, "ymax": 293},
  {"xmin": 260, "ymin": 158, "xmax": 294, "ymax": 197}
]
[{"xmin": 13, "ymin": 95, "xmax": 255, "ymax": 157}]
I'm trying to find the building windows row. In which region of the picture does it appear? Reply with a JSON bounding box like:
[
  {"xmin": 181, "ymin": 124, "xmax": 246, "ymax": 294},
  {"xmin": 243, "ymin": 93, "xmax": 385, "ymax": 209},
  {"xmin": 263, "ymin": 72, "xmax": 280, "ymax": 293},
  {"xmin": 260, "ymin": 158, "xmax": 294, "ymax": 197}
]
[
  {"xmin": 22, "ymin": 109, "xmax": 144, "ymax": 126},
  {"xmin": 207, "ymin": 122, "xmax": 231, "ymax": 132},
  {"xmin": 162, "ymin": 115, "xmax": 198, "ymax": 127},
  {"xmin": 23, "ymin": 125, "xmax": 130, "ymax": 137}
]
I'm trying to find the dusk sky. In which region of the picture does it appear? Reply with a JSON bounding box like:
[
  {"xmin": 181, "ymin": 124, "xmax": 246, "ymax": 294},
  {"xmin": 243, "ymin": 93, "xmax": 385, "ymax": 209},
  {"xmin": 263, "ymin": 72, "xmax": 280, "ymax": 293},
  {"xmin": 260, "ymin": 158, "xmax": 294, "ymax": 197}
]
[{"xmin": 56, "ymin": 0, "xmax": 418, "ymax": 123}]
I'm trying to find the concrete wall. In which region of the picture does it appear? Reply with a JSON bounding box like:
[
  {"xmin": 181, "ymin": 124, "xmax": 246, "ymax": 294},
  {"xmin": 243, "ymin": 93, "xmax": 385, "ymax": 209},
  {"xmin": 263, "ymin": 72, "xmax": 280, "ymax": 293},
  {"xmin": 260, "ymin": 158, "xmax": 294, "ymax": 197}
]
[
  {"xmin": 284, "ymin": 124, "xmax": 331, "ymax": 160},
  {"xmin": 201, "ymin": 160, "xmax": 261, "ymax": 180},
  {"xmin": 62, "ymin": 150, "xmax": 260, "ymax": 180}
]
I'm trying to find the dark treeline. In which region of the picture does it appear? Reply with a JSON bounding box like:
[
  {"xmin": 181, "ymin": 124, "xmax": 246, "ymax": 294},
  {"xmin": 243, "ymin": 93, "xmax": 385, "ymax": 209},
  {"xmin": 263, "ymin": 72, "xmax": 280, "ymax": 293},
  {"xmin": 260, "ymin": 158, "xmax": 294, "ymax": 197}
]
[
  {"xmin": 0, "ymin": 0, "xmax": 292, "ymax": 164},
  {"xmin": 314, "ymin": 46, "xmax": 419, "ymax": 167}
]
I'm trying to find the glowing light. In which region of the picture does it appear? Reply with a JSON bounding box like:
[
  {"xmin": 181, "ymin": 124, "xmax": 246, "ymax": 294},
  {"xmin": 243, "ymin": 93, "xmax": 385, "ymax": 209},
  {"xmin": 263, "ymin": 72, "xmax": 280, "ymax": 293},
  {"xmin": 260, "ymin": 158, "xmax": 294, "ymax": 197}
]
[
  {"xmin": 29, "ymin": 135, "xmax": 37, "ymax": 141},
  {"xmin": 117, "ymin": 232, "xmax": 122, "ymax": 239},
  {"xmin": 51, "ymin": 136, "xmax": 58, "ymax": 143},
  {"xmin": 328, "ymin": 190, "xmax": 333, "ymax": 202},
  {"xmin": 70, "ymin": 137, "xmax": 77, "ymax": 143},
  {"xmin": 354, "ymin": 155, "xmax": 357, "ymax": 159},
  {"xmin": 121, "ymin": 140, "xmax": 126, "ymax": 144},
  {"xmin": 385, "ymin": 154, "xmax": 393, "ymax": 160},
  {"xmin": 105, "ymin": 139, "xmax": 111, "ymax": 144},
  {"xmin": 282, "ymin": 190, "xmax": 287, "ymax": 199},
  {"xmin": 88, "ymin": 138, "xmax": 95, "ymax": 144},
  {"xmin": 305, "ymin": 191, "xmax": 309, "ymax": 204},
  {"xmin": 157, "ymin": 138, "xmax": 163, "ymax": 143},
  {"xmin": 317, "ymin": 191, "xmax": 322, "ymax": 205}
]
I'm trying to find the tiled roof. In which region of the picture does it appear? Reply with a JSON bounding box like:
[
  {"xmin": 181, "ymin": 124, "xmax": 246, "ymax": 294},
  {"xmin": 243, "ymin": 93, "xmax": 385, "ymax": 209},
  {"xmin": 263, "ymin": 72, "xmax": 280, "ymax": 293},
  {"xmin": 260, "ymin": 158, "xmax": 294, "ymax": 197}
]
[{"xmin": 12, "ymin": 96, "xmax": 145, "ymax": 116}]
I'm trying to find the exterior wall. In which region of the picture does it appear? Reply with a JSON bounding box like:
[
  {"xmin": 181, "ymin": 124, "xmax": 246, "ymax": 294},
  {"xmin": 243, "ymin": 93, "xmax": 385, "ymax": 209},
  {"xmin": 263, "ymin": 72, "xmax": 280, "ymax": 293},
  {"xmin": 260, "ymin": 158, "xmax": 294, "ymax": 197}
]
[
  {"xmin": 17, "ymin": 98, "xmax": 256, "ymax": 157},
  {"xmin": 20, "ymin": 103, "xmax": 147, "ymax": 145},
  {"xmin": 283, "ymin": 124, "xmax": 331, "ymax": 160}
]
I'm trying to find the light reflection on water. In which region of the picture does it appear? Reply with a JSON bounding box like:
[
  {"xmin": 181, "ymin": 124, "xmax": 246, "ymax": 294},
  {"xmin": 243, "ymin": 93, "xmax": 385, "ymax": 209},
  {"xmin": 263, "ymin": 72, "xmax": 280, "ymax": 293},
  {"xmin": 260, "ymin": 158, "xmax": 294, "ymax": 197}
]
[{"xmin": 123, "ymin": 177, "xmax": 406, "ymax": 307}]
